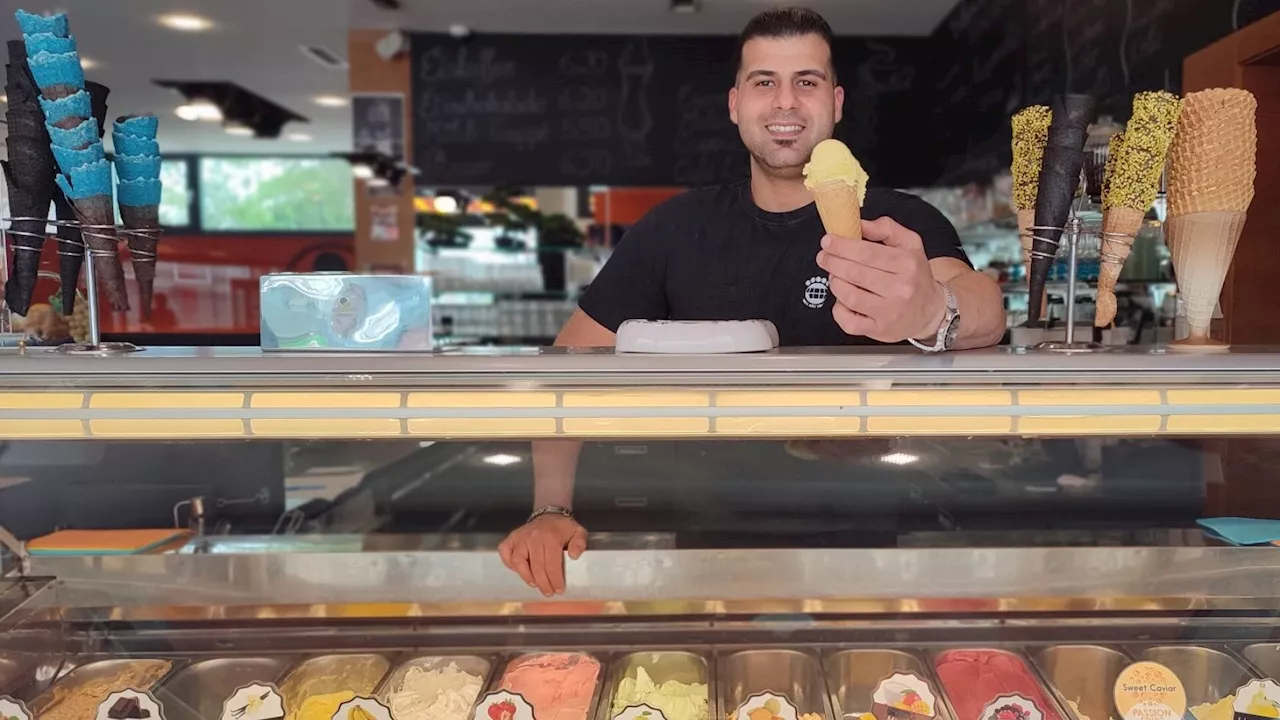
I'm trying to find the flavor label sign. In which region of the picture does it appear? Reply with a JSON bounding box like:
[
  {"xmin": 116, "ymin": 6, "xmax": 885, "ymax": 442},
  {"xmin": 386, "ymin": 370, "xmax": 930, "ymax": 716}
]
[
  {"xmin": 1233, "ymin": 679, "xmax": 1280, "ymax": 720},
  {"xmin": 1114, "ymin": 661, "xmax": 1187, "ymax": 720},
  {"xmin": 979, "ymin": 694, "xmax": 1045, "ymax": 720},
  {"xmin": 613, "ymin": 704, "xmax": 669, "ymax": 720},
  {"xmin": 872, "ymin": 672, "xmax": 939, "ymax": 720},
  {"xmin": 331, "ymin": 697, "xmax": 392, "ymax": 720},
  {"xmin": 734, "ymin": 692, "xmax": 799, "ymax": 720},
  {"xmin": 0, "ymin": 696, "xmax": 32, "ymax": 720},
  {"xmin": 94, "ymin": 689, "xmax": 166, "ymax": 720},
  {"xmin": 220, "ymin": 683, "xmax": 284, "ymax": 720},
  {"xmin": 474, "ymin": 691, "xmax": 537, "ymax": 720}
]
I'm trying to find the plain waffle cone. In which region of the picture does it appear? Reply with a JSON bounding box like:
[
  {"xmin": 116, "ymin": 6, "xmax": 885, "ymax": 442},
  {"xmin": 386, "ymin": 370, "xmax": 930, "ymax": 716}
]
[
  {"xmin": 1094, "ymin": 206, "xmax": 1146, "ymax": 327},
  {"xmin": 812, "ymin": 180, "xmax": 863, "ymax": 240},
  {"xmin": 1166, "ymin": 210, "xmax": 1247, "ymax": 347},
  {"xmin": 1168, "ymin": 89, "xmax": 1257, "ymax": 216},
  {"xmin": 1017, "ymin": 208, "xmax": 1035, "ymax": 269}
]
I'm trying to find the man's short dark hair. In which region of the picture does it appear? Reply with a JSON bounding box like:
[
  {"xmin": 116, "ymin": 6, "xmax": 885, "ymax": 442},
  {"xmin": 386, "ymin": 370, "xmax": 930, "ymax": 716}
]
[{"xmin": 735, "ymin": 7, "xmax": 836, "ymax": 81}]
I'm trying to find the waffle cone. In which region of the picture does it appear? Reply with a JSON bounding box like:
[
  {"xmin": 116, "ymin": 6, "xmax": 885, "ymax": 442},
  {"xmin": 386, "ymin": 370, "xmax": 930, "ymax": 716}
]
[
  {"xmin": 1168, "ymin": 89, "xmax": 1257, "ymax": 215},
  {"xmin": 812, "ymin": 180, "xmax": 863, "ymax": 240},
  {"xmin": 1016, "ymin": 208, "xmax": 1035, "ymax": 268},
  {"xmin": 1166, "ymin": 211, "xmax": 1246, "ymax": 345},
  {"xmin": 1095, "ymin": 206, "xmax": 1147, "ymax": 328}
]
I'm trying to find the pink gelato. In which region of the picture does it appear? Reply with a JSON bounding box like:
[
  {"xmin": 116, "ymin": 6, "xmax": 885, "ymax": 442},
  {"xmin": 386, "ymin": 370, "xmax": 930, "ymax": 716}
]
[
  {"xmin": 934, "ymin": 650, "xmax": 1063, "ymax": 720},
  {"xmin": 499, "ymin": 653, "xmax": 600, "ymax": 720}
]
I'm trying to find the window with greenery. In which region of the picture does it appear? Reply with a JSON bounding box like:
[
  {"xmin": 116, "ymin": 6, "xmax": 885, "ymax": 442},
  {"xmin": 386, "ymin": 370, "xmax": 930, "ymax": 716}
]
[
  {"xmin": 159, "ymin": 159, "xmax": 192, "ymax": 227},
  {"xmin": 199, "ymin": 157, "xmax": 354, "ymax": 232}
]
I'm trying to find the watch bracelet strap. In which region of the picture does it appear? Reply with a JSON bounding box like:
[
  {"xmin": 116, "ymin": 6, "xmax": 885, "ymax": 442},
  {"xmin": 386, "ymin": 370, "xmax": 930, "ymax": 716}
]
[
  {"xmin": 908, "ymin": 283, "xmax": 956, "ymax": 352},
  {"xmin": 528, "ymin": 505, "xmax": 573, "ymax": 523}
]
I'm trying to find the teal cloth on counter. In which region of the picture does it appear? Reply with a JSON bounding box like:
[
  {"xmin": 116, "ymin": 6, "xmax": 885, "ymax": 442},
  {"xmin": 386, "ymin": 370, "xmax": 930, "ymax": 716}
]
[
  {"xmin": 1197, "ymin": 517, "xmax": 1280, "ymax": 546},
  {"xmin": 117, "ymin": 177, "xmax": 161, "ymax": 207},
  {"xmin": 22, "ymin": 32, "xmax": 75, "ymax": 55},
  {"xmin": 15, "ymin": 10, "xmax": 70, "ymax": 37},
  {"xmin": 38, "ymin": 89, "xmax": 90, "ymax": 125},
  {"xmin": 46, "ymin": 117, "xmax": 98, "ymax": 148},
  {"xmin": 26, "ymin": 50, "xmax": 84, "ymax": 91},
  {"xmin": 113, "ymin": 153, "xmax": 161, "ymax": 183},
  {"xmin": 113, "ymin": 114, "xmax": 159, "ymax": 139}
]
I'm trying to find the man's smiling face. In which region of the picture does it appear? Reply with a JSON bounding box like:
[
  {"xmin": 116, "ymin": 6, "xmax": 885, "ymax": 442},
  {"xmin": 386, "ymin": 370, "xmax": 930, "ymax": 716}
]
[{"xmin": 729, "ymin": 33, "xmax": 845, "ymax": 180}]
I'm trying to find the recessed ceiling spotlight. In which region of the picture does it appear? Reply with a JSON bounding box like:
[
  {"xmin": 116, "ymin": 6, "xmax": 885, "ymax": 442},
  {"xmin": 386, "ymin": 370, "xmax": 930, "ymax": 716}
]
[
  {"xmin": 174, "ymin": 100, "xmax": 222, "ymax": 122},
  {"xmin": 670, "ymin": 0, "xmax": 698, "ymax": 12},
  {"xmin": 158, "ymin": 13, "xmax": 213, "ymax": 32},
  {"xmin": 285, "ymin": 132, "xmax": 313, "ymax": 142},
  {"xmin": 483, "ymin": 453, "xmax": 522, "ymax": 467},
  {"xmin": 79, "ymin": 57, "xmax": 98, "ymax": 70},
  {"xmin": 224, "ymin": 122, "xmax": 254, "ymax": 136},
  {"xmin": 0, "ymin": 94, "xmax": 7, "ymax": 104},
  {"xmin": 879, "ymin": 452, "xmax": 920, "ymax": 466},
  {"xmin": 314, "ymin": 95, "xmax": 349, "ymax": 108}
]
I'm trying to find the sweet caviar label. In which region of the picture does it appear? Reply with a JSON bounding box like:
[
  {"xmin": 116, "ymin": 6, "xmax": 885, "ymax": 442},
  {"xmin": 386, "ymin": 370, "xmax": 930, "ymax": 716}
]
[{"xmin": 1114, "ymin": 662, "xmax": 1186, "ymax": 720}]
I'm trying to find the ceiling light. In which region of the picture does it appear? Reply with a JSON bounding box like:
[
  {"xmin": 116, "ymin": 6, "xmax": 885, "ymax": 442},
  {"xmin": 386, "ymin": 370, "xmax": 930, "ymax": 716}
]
[
  {"xmin": 174, "ymin": 100, "xmax": 222, "ymax": 122},
  {"xmin": 433, "ymin": 195, "xmax": 459, "ymax": 214},
  {"xmin": 314, "ymin": 95, "xmax": 349, "ymax": 108},
  {"xmin": 0, "ymin": 94, "xmax": 7, "ymax": 104},
  {"xmin": 285, "ymin": 132, "xmax": 312, "ymax": 142},
  {"xmin": 224, "ymin": 122, "xmax": 253, "ymax": 136},
  {"xmin": 879, "ymin": 452, "xmax": 920, "ymax": 466},
  {"xmin": 351, "ymin": 164, "xmax": 375, "ymax": 180},
  {"xmin": 158, "ymin": 13, "xmax": 213, "ymax": 32},
  {"xmin": 79, "ymin": 57, "xmax": 98, "ymax": 70},
  {"xmin": 483, "ymin": 453, "xmax": 522, "ymax": 467}
]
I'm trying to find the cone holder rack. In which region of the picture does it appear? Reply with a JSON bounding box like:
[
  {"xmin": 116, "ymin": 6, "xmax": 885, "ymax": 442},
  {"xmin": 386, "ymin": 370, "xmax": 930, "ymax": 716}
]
[
  {"xmin": 1028, "ymin": 212, "xmax": 1108, "ymax": 353},
  {"xmin": 2, "ymin": 215, "xmax": 159, "ymax": 355}
]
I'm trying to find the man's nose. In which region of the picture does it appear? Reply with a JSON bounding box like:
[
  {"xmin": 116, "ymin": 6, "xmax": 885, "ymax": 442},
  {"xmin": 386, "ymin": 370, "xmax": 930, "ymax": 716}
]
[{"xmin": 773, "ymin": 83, "xmax": 798, "ymax": 110}]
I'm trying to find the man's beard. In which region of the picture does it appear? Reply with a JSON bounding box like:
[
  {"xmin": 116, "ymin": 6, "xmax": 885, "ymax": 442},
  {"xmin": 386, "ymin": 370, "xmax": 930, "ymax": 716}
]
[{"xmin": 747, "ymin": 139, "xmax": 809, "ymax": 179}]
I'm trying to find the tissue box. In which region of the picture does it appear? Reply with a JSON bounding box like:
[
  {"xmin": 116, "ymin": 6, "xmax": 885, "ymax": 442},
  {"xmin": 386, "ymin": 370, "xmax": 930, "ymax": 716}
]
[{"xmin": 260, "ymin": 273, "xmax": 433, "ymax": 351}]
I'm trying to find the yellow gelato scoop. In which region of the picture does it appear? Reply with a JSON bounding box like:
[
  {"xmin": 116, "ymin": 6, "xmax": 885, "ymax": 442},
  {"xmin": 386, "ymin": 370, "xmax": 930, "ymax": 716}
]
[
  {"xmin": 803, "ymin": 139, "xmax": 869, "ymax": 239},
  {"xmin": 803, "ymin": 139, "xmax": 869, "ymax": 203}
]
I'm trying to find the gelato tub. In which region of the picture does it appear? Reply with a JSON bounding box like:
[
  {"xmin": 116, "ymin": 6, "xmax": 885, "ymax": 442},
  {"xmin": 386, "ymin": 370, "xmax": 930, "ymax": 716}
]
[
  {"xmin": 277, "ymin": 654, "xmax": 391, "ymax": 720},
  {"xmin": 825, "ymin": 649, "xmax": 950, "ymax": 720},
  {"xmin": 498, "ymin": 652, "xmax": 601, "ymax": 720},
  {"xmin": 607, "ymin": 651, "xmax": 710, "ymax": 720},
  {"xmin": 378, "ymin": 654, "xmax": 490, "ymax": 720},
  {"xmin": 1135, "ymin": 646, "xmax": 1255, "ymax": 716},
  {"xmin": 1239, "ymin": 645, "xmax": 1280, "ymax": 686},
  {"xmin": 33, "ymin": 658, "xmax": 174, "ymax": 720},
  {"xmin": 719, "ymin": 649, "xmax": 831, "ymax": 719},
  {"xmin": 1031, "ymin": 646, "xmax": 1130, "ymax": 720},
  {"xmin": 159, "ymin": 657, "xmax": 294, "ymax": 720},
  {"xmin": 933, "ymin": 649, "xmax": 1063, "ymax": 720}
]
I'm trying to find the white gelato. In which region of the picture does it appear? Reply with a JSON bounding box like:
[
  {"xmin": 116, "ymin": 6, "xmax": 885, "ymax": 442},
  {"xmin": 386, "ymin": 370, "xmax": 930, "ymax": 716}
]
[{"xmin": 387, "ymin": 663, "xmax": 483, "ymax": 720}]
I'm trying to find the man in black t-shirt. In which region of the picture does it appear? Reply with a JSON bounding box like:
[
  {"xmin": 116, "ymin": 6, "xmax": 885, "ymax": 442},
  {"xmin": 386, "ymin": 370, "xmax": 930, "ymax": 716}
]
[{"xmin": 499, "ymin": 7, "xmax": 1007, "ymax": 595}]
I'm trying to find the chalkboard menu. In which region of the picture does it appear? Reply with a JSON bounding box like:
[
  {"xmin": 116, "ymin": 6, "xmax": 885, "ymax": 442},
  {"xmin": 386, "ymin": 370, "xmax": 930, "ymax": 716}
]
[{"xmin": 411, "ymin": 33, "xmax": 935, "ymax": 188}]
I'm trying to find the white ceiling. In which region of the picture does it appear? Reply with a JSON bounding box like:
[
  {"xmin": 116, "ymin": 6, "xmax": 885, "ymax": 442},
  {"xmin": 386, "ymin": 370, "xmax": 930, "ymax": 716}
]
[{"xmin": 3, "ymin": 0, "xmax": 960, "ymax": 155}]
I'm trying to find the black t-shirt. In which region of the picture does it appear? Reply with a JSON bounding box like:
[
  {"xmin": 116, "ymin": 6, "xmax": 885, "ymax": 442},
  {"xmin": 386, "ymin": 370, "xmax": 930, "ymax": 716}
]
[{"xmin": 579, "ymin": 181, "xmax": 971, "ymax": 346}]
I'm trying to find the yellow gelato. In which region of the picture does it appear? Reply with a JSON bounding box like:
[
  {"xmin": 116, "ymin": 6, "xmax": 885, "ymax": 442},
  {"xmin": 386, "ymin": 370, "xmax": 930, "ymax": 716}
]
[
  {"xmin": 612, "ymin": 667, "xmax": 708, "ymax": 720},
  {"xmin": 1190, "ymin": 696, "xmax": 1234, "ymax": 720},
  {"xmin": 803, "ymin": 139, "xmax": 869, "ymax": 204},
  {"xmin": 291, "ymin": 692, "xmax": 356, "ymax": 720}
]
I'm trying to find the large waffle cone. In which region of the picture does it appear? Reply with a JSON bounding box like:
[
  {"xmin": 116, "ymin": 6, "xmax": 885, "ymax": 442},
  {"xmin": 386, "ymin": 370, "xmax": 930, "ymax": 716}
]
[
  {"xmin": 812, "ymin": 180, "xmax": 863, "ymax": 240},
  {"xmin": 1166, "ymin": 210, "xmax": 1246, "ymax": 349},
  {"xmin": 1168, "ymin": 89, "xmax": 1257, "ymax": 216},
  {"xmin": 1094, "ymin": 206, "xmax": 1146, "ymax": 326}
]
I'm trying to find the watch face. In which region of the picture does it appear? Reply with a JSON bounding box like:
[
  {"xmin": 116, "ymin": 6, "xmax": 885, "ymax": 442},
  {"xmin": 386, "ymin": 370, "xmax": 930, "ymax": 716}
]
[{"xmin": 943, "ymin": 313, "xmax": 960, "ymax": 349}]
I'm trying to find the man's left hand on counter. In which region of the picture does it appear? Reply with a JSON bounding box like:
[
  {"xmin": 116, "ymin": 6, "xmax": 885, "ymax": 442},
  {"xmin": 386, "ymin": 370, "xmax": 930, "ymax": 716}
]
[{"xmin": 817, "ymin": 217, "xmax": 947, "ymax": 344}]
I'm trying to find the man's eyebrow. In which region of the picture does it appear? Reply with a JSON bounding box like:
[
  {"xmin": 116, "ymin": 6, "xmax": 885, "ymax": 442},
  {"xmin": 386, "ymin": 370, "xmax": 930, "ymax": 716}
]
[
  {"xmin": 743, "ymin": 69, "xmax": 777, "ymax": 81},
  {"xmin": 742, "ymin": 68, "xmax": 829, "ymax": 81},
  {"xmin": 796, "ymin": 68, "xmax": 828, "ymax": 80}
]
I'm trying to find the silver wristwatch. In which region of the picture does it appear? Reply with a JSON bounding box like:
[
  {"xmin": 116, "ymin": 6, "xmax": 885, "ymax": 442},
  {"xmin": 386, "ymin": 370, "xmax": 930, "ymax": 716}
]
[
  {"xmin": 527, "ymin": 505, "xmax": 573, "ymax": 523},
  {"xmin": 908, "ymin": 283, "xmax": 959, "ymax": 353}
]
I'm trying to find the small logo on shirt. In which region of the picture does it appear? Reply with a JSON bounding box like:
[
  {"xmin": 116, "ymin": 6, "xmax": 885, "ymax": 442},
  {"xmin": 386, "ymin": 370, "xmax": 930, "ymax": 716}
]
[{"xmin": 803, "ymin": 276, "xmax": 829, "ymax": 309}]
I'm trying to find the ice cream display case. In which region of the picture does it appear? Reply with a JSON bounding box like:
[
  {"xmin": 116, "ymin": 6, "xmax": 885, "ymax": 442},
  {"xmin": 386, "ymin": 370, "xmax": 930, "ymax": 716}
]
[{"xmin": 4, "ymin": 347, "xmax": 1280, "ymax": 720}]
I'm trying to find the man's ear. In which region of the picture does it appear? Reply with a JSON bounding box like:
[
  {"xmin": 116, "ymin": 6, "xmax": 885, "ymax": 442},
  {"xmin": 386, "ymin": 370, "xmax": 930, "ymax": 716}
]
[
  {"xmin": 728, "ymin": 86, "xmax": 739, "ymax": 126},
  {"xmin": 833, "ymin": 85, "xmax": 845, "ymax": 124}
]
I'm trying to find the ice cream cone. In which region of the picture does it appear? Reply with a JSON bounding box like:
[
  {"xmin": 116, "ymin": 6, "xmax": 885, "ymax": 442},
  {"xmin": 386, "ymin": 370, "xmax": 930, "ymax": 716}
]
[
  {"xmin": 1094, "ymin": 206, "xmax": 1146, "ymax": 327},
  {"xmin": 812, "ymin": 179, "xmax": 863, "ymax": 240},
  {"xmin": 120, "ymin": 204, "xmax": 159, "ymax": 318},
  {"xmin": 1168, "ymin": 89, "xmax": 1257, "ymax": 216},
  {"xmin": 1017, "ymin": 208, "xmax": 1035, "ymax": 270},
  {"xmin": 1165, "ymin": 210, "xmax": 1247, "ymax": 349},
  {"xmin": 71, "ymin": 195, "xmax": 129, "ymax": 311}
]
